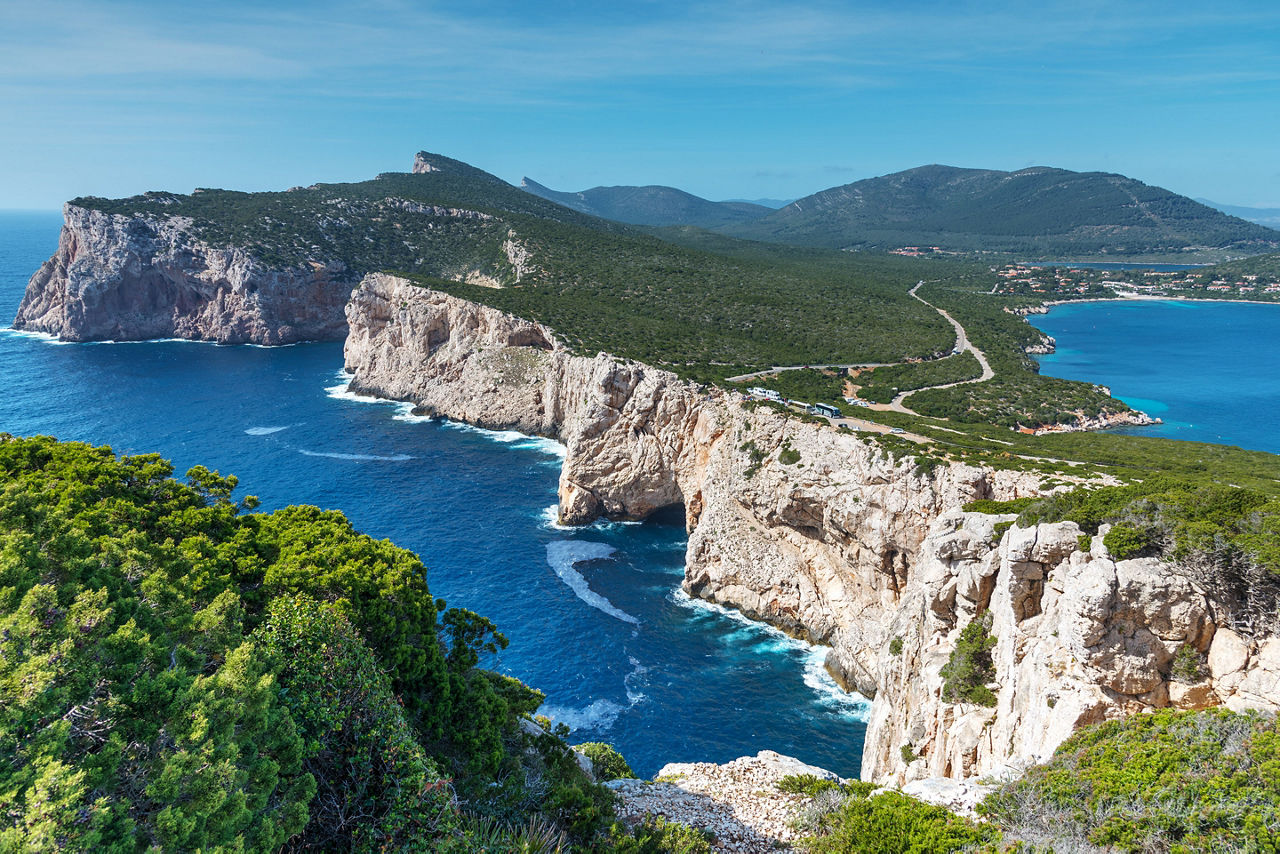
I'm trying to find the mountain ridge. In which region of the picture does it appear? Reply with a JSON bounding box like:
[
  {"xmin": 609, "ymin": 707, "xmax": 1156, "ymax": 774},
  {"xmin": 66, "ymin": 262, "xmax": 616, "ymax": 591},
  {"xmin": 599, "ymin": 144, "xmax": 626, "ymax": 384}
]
[
  {"xmin": 719, "ymin": 163, "xmax": 1280, "ymax": 258},
  {"xmin": 520, "ymin": 177, "xmax": 771, "ymax": 228}
]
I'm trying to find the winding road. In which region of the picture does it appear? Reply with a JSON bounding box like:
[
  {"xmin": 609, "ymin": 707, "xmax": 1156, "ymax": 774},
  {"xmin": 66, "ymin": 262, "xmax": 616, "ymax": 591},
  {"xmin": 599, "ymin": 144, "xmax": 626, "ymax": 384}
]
[{"xmin": 729, "ymin": 281, "xmax": 997, "ymax": 442}]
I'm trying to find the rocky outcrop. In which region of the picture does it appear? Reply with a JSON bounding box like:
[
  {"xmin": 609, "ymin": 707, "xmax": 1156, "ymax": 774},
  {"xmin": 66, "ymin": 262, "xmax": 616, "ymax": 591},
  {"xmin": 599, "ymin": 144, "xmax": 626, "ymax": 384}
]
[
  {"xmin": 14, "ymin": 204, "xmax": 354, "ymax": 343},
  {"xmin": 343, "ymin": 273, "xmax": 1280, "ymax": 786}
]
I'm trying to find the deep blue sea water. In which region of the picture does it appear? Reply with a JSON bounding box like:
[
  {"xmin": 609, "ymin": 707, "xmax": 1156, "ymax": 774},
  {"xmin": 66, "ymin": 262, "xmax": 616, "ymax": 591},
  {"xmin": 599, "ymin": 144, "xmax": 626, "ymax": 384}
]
[
  {"xmin": 0, "ymin": 211, "xmax": 868, "ymax": 778},
  {"xmin": 1030, "ymin": 299, "xmax": 1280, "ymax": 454}
]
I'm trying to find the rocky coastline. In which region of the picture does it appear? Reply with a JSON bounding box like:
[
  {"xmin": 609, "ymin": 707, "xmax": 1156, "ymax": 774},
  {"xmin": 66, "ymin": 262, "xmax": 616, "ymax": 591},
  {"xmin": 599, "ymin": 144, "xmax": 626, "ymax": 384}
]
[
  {"xmin": 342, "ymin": 272, "xmax": 1280, "ymax": 788},
  {"xmin": 13, "ymin": 204, "xmax": 354, "ymax": 344}
]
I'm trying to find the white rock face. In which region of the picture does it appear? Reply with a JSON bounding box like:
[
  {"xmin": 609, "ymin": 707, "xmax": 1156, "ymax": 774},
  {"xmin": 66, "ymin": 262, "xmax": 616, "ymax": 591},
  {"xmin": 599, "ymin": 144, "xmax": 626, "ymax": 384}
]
[
  {"xmin": 14, "ymin": 204, "xmax": 355, "ymax": 344},
  {"xmin": 343, "ymin": 274, "xmax": 1280, "ymax": 784}
]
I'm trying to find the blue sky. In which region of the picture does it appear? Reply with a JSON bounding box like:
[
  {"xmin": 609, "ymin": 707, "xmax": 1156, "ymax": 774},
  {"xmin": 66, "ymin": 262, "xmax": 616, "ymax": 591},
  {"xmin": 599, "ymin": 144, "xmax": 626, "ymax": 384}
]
[{"xmin": 2, "ymin": 0, "xmax": 1279, "ymax": 209}]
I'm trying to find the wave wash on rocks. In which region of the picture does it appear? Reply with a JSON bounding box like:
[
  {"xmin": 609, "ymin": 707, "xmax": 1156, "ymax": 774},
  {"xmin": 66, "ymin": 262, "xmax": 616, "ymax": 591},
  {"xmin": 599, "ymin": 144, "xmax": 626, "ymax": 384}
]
[{"xmin": 341, "ymin": 272, "xmax": 1280, "ymax": 786}]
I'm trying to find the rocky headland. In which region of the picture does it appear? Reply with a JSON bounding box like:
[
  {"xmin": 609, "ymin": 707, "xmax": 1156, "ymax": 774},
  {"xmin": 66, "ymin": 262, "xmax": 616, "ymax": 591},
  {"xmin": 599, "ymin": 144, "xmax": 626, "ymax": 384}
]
[
  {"xmin": 343, "ymin": 272, "xmax": 1280, "ymax": 788},
  {"xmin": 13, "ymin": 203, "xmax": 355, "ymax": 343}
]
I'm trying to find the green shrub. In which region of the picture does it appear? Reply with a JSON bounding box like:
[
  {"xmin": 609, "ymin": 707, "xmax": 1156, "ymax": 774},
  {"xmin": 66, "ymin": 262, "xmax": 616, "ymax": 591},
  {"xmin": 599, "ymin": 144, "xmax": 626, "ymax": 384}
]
[
  {"xmin": 1077, "ymin": 533, "xmax": 1093, "ymax": 552},
  {"xmin": 1103, "ymin": 522, "xmax": 1150, "ymax": 560},
  {"xmin": 609, "ymin": 815, "xmax": 715, "ymax": 853},
  {"xmin": 778, "ymin": 774, "xmax": 842, "ymax": 797},
  {"xmin": 799, "ymin": 789, "xmax": 998, "ymax": 853},
  {"xmin": 779, "ymin": 441, "xmax": 802, "ymax": 465},
  {"xmin": 939, "ymin": 611, "xmax": 997, "ymax": 707},
  {"xmin": 255, "ymin": 596, "xmax": 459, "ymax": 850},
  {"xmin": 991, "ymin": 520, "xmax": 1014, "ymax": 543},
  {"xmin": 1169, "ymin": 644, "xmax": 1206, "ymax": 683},
  {"xmin": 575, "ymin": 742, "xmax": 635, "ymax": 781},
  {"xmin": 981, "ymin": 708, "xmax": 1280, "ymax": 853},
  {"xmin": 889, "ymin": 636, "xmax": 904, "ymax": 656},
  {"xmin": 900, "ymin": 744, "xmax": 918, "ymax": 765}
]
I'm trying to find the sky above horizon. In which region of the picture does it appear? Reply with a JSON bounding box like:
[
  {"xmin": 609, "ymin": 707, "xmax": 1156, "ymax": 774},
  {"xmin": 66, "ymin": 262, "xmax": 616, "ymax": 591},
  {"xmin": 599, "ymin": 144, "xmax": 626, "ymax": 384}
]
[{"xmin": 2, "ymin": 0, "xmax": 1279, "ymax": 210}]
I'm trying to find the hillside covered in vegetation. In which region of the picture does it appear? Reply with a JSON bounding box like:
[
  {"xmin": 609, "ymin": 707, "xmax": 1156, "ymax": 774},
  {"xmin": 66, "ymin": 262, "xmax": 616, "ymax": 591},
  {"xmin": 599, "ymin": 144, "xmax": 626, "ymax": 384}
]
[
  {"xmin": 0, "ymin": 435, "xmax": 696, "ymax": 852},
  {"xmin": 520, "ymin": 177, "xmax": 770, "ymax": 228},
  {"xmin": 721, "ymin": 164, "xmax": 1280, "ymax": 259}
]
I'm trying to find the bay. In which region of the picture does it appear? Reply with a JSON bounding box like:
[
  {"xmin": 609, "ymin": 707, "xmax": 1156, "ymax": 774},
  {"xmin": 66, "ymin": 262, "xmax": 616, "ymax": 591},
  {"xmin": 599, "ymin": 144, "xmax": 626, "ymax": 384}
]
[
  {"xmin": 1029, "ymin": 298, "xmax": 1280, "ymax": 454},
  {"xmin": 0, "ymin": 211, "xmax": 868, "ymax": 778}
]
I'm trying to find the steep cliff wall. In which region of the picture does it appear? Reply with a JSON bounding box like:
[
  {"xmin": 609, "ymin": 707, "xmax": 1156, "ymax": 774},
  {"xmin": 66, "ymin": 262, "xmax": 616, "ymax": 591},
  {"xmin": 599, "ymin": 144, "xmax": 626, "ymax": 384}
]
[
  {"xmin": 14, "ymin": 204, "xmax": 355, "ymax": 344},
  {"xmin": 343, "ymin": 273, "xmax": 1280, "ymax": 785}
]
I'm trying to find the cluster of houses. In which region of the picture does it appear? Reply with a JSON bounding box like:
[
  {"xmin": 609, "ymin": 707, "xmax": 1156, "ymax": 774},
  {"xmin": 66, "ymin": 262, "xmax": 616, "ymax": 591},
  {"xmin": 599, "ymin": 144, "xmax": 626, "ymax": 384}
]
[{"xmin": 991, "ymin": 263, "xmax": 1280, "ymax": 299}]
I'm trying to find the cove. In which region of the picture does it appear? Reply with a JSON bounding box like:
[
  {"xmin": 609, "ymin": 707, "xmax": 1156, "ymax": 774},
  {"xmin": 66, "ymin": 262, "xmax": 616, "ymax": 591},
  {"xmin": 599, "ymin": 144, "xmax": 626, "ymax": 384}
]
[
  {"xmin": 1028, "ymin": 298, "xmax": 1280, "ymax": 455},
  {"xmin": 0, "ymin": 211, "xmax": 868, "ymax": 778}
]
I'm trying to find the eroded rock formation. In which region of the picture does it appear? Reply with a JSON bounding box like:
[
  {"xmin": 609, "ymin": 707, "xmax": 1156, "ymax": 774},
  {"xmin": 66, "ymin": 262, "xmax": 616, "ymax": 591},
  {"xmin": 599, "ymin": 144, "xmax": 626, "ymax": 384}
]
[
  {"xmin": 343, "ymin": 273, "xmax": 1280, "ymax": 784},
  {"xmin": 14, "ymin": 204, "xmax": 354, "ymax": 343}
]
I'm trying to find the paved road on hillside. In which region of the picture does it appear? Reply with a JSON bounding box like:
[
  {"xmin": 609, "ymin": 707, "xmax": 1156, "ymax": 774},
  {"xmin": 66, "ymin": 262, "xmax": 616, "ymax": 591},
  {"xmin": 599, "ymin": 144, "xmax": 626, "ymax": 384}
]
[{"xmin": 879, "ymin": 282, "xmax": 994, "ymax": 414}]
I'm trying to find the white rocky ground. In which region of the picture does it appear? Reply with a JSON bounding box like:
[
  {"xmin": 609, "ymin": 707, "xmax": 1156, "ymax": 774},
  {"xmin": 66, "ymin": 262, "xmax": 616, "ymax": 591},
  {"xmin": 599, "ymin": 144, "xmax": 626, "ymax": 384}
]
[{"xmin": 606, "ymin": 751, "xmax": 841, "ymax": 852}]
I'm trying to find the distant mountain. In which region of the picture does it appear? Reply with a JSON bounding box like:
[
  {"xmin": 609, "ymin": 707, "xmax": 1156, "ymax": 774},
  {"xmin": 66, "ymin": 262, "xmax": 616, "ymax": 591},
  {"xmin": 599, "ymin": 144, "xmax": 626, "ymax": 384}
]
[
  {"xmin": 520, "ymin": 178, "xmax": 771, "ymax": 228},
  {"xmin": 720, "ymin": 165, "xmax": 1280, "ymax": 258},
  {"xmin": 722, "ymin": 198, "xmax": 793, "ymax": 209},
  {"xmin": 1196, "ymin": 199, "xmax": 1280, "ymax": 229}
]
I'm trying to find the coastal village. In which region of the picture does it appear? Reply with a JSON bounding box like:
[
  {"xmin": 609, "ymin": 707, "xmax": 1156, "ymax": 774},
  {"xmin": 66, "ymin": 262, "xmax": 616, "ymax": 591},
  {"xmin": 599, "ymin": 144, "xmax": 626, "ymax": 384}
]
[{"xmin": 989, "ymin": 261, "xmax": 1280, "ymax": 300}]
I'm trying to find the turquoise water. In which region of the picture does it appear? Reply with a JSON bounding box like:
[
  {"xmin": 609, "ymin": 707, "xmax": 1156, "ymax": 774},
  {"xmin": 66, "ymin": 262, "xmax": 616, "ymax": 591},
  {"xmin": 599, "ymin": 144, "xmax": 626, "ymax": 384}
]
[
  {"xmin": 1029, "ymin": 299, "xmax": 1280, "ymax": 454},
  {"xmin": 0, "ymin": 211, "xmax": 869, "ymax": 778}
]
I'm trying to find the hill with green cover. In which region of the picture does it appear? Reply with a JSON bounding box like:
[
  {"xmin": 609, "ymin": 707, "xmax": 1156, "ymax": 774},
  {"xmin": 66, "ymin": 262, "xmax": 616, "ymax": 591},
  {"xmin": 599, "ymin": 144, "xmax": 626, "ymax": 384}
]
[
  {"xmin": 0, "ymin": 435, "xmax": 726, "ymax": 852},
  {"xmin": 721, "ymin": 164, "xmax": 1280, "ymax": 259},
  {"xmin": 69, "ymin": 153, "xmax": 957, "ymax": 377},
  {"xmin": 519, "ymin": 177, "xmax": 770, "ymax": 228}
]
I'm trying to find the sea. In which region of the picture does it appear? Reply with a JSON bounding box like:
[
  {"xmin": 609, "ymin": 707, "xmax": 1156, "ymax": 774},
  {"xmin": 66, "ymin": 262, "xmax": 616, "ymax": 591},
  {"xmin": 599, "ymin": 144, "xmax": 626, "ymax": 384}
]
[
  {"xmin": 0, "ymin": 211, "xmax": 869, "ymax": 778},
  {"xmin": 1029, "ymin": 298, "xmax": 1280, "ymax": 454}
]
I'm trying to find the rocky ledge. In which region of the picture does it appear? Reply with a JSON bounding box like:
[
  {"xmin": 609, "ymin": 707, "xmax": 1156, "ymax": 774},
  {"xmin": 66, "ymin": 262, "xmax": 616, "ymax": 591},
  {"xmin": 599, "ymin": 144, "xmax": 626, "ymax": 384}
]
[
  {"xmin": 342, "ymin": 273, "xmax": 1280, "ymax": 787},
  {"xmin": 14, "ymin": 204, "xmax": 354, "ymax": 344},
  {"xmin": 607, "ymin": 751, "xmax": 838, "ymax": 852}
]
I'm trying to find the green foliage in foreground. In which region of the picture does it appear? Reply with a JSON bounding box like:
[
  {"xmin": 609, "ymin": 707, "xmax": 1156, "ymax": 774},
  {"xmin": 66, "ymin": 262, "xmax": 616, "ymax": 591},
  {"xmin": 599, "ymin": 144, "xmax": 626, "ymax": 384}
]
[
  {"xmin": 608, "ymin": 815, "xmax": 716, "ymax": 853},
  {"xmin": 0, "ymin": 435, "xmax": 626, "ymax": 852},
  {"xmin": 777, "ymin": 774, "xmax": 843, "ymax": 797},
  {"xmin": 982, "ymin": 708, "xmax": 1280, "ymax": 853},
  {"xmin": 939, "ymin": 611, "xmax": 998, "ymax": 707},
  {"xmin": 798, "ymin": 789, "xmax": 999, "ymax": 854},
  {"xmin": 575, "ymin": 743, "xmax": 635, "ymax": 781}
]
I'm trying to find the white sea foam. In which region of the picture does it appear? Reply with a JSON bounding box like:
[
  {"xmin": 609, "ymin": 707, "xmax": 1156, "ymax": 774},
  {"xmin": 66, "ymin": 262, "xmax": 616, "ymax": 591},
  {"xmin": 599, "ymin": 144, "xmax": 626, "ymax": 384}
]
[
  {"xmin": 298, "ymin": 449, "xmax": 414, "ymax": 462},
  {"xmin": 1, "ymin": 327, "xmax": 72, "ymax": 345},
  {"xmin": 545, "ymin": 541, "xmax": 639, "ymax": 625},
  {"xmin": 440, "ymin": 419, "xmax": 566, "ymax": 458},
  {"xmin": 324, "ymin": 370, "xmax": 395, "ymax": 405},
  {"xmin": 803, "ymin": 647, "xmax": 873, "ymax": 719},
  {"xmin": 539, "ymin": 504, "xmax": 645, "ymax": 532},
  {"xmin": 541, "ymin": 657, "xmax": 648, "ymax": 732},
  {"xmin": 669, "ymin": 588, "xmax": 871, "ymax": 720},
  {"xmin": 539, "ymin": 698, "xmax": 627, "ymax": 732},
  {"xmin": 245, "ymin": 426, "xmax": 289, "ymax": 436}
]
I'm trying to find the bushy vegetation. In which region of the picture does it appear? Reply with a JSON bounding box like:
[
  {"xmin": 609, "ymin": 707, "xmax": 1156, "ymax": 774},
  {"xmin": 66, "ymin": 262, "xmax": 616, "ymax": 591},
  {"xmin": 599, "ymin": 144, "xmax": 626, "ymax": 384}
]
[
  {"xmin": 777, "ymin": 774, "xmax": 843, "ymax": 798},
  {"xmin": 939, "ymin": 611, "xmax": 998, "ymax": 707},
  {"xmin": 75, "ymin": 155, "xmax": 955, "ymax": 380},
  {"xmin": 797, "ymin": 788, "xmax": 998, "ymax": 854},
  {"xmin": 575, "ymin": 742, "xmax": 634, "ymax": 781},
  {"xmin": 607, "ymin": 815, "xmax": 715, "ymax": 853},
  {"xmin": 0, "ymin": 435, "xmax": 645, "ymax": 852},
  {"xmin": 981, "ymin": 708, "xmax": 1280, "ymax": 852},
  {"xmin": 855, "ymin": 351, "xmax": 983, "ymax": 403},
  {"xmin": 969, "ymin": 476, "xmax": 1280, "ymax": 636}
]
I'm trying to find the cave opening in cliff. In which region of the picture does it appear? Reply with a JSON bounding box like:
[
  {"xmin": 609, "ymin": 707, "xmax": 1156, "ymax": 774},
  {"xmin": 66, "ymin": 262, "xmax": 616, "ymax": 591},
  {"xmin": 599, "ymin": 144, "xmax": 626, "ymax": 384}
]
[{"xmin": 645, "ymin": 503, "xmax": 686, "ymax": 528}]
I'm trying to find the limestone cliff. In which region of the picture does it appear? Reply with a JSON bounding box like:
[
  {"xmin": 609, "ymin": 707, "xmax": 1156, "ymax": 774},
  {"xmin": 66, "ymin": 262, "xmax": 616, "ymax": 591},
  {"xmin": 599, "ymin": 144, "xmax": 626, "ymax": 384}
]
[
  {"xmin": 14, "ymin": 204, "xmax": 355, "ymax": 344},
  {"xmin": 343, "ymin": 273, "xmax": 1280, "ymax": 785}
]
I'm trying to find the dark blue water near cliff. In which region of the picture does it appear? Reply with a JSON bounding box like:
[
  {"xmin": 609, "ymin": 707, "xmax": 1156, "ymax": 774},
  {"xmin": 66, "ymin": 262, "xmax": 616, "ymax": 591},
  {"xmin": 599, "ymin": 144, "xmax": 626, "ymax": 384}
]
[
  {"xmin": 1029, "ymin": 299, "xmax": 1280, "ymax": 454},
  {"xmin": 0, "ymin": 211, "xmax": 867, "ymax": 778}
]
